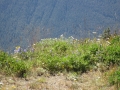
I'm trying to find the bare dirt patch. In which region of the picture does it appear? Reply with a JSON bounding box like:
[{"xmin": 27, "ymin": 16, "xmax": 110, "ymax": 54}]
[{"xmin": 0, "ymin": 71, "xmax": 115, "ymax": 90}]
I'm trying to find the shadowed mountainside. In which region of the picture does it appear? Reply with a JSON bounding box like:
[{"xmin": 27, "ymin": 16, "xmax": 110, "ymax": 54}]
[{"xmin": 0, "ymin": 0, "xmax": 120, "ymax": 52}]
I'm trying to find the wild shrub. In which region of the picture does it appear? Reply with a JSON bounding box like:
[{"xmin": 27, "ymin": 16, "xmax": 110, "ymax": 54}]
[
  {"xmin": 33, "ymin": 38, "xmax": 91, "ymax": 73},
  {"xmin": 69, "ymin": 55, "xmax": 90, "ymax": 72},
  {"xmin": 44, "ymin": 56, "xmax": 62, "ymax": 72},
  {"xmin": 42, "ymin": 54, "xmax": 90, "ymax": 73},
  {"xmin": 10, "ymin": 60, "xmax": 29, "ymax": 77},
  {"xmin": 109, "ymin": 67, "xmax": 120, "ymax": 89},
  {"xmin": 104, "ymin": 45, "xmax": 120, "ymax": 66},
  {"xmin": 89, "ymin": 43, "xmax": 99, "ymax": 55},
  {"xmin": 17, "ymin": 52, "xmax": 29, "ymax": 60},
  {"xmin": 110, "ymin": 36, "xmax": 120, "ymax": 45},
  {"xmin": 0, "ymin": 50, "xmax": 7, "ymax": 67},
  {"xmin": 3, "ymin": 35, "xmax": 118, "ymax": 77},
  {"xmin": 0, "ymin": 50, "xmax": 29, "ymax": 77},
  {"xmin": 54, "ymin": 41, "xmax": 68, "ymax": 54},
  {"xmin": 17, "ymin": 51, "xmax": 35, "ymax": 60}
]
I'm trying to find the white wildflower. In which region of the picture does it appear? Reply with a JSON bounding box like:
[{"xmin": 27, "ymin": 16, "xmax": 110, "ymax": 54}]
[
  {"xmin": 92, "ymin": 32, "xmax": 97, "ymax": 34},
  {"xmin": 60, "ymin": 34, "xmax": 63, "ymax": 37},
  {"xmin": 106, "ymin": 41, "xmax": 111, "ymax": 45},
  {"xmin": 0, "ymin": 82, "xmax": 3, "ymax": 85},
  {"xmin": 97, "ymin": 38, "xmax": 100, "ymax": 41}
]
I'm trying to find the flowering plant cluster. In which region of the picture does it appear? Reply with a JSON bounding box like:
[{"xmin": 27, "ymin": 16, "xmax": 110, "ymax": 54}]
[{"xmin": 0, "ymin": 34, "xmax": 120, "ymax": 89}]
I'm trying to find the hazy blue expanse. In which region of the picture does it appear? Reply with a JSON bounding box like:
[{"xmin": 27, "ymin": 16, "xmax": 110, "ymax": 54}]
[{"xmin": 0, "ymin": 0, "xmax": 120, "ymax": 52}]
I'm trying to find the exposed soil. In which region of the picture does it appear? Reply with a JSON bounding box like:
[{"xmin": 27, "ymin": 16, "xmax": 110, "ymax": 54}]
[{"xmin": 0, "ymin": 71, "xmax": 115, "ymax": 90}]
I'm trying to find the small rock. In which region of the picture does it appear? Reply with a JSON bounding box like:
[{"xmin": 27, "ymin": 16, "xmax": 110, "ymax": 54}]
[
  {"xmin": 0, "ymin": 82, "xmax": 3, "ymax": 85},
  {"xmin": 8, "ymin": 79, "xmax": 15, "ymax": 84},
  {"xmin": 0, "ymin": 82, "xmax": 4, "ymax": 88},
  {"xmin": 36, "ymin": 68, "xmax": 46, "ymax": 76}
]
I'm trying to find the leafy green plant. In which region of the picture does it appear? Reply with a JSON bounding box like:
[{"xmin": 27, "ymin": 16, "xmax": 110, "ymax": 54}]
[
  {"xmin": 17, "ymin": 52, "xmax": 29, "ymax": 60},
  {"xmin": 54, "ymin": 41, "xmax": 68, "ymax": 54},
  {"xmin": 109, "ymin": 67, "xmax": 120, "ymax": 89},
  {"xmin": 0, "ymin": 50, "xmax": 30, "ymax": 77},
  {"xmin": 104, "ymin": 45, "xmax": 120, "ymax": 65},
  {"xmin": 89, "ymin": 43, "xmax": 99, "ymax": 55},
  {"xmin": 1, "ymin": 34, "xmax": 120, "ymax": 78},
  {"xmin": 110, "ymin": 36, "xmax": 120, "ymax": 45}
]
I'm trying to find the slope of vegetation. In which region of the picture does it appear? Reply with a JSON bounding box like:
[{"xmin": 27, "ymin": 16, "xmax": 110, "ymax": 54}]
[{"xmin": 0, "ymin": 33, "xmax": 120, "ymax": 89}]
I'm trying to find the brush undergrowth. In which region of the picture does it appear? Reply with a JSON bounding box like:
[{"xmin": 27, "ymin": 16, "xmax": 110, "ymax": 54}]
[
  {"xmin": 0, "ymin": 50, "xmax": 30, "ymax": 77},
  {"xmin": 0, "ymin": 35, "xmax": 120, "ymax": 89},
  {"xmin": 109, "ymin": 67, "xmax": 120, "ymax": 89}
]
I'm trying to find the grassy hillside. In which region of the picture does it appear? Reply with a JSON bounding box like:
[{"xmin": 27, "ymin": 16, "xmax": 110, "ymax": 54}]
[{"xmin": 0, "ymin": 34, "xmax": 120, "ymax": 89}]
